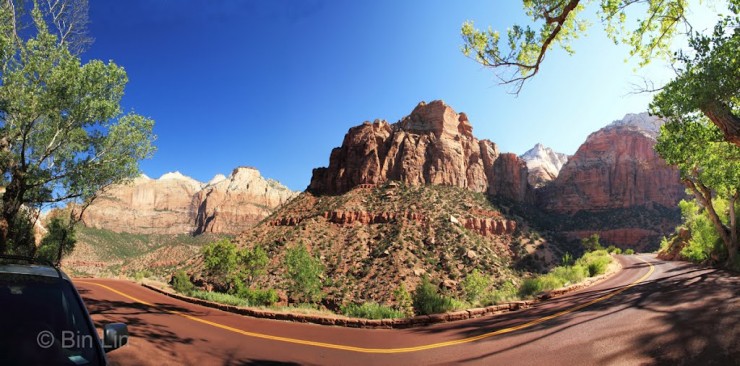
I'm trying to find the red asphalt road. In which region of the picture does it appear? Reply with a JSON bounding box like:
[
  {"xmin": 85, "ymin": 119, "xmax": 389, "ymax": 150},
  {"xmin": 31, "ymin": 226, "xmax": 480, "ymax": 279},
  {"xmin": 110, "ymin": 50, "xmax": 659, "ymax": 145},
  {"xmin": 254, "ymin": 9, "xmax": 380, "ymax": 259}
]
[{"xmin": 75, "ymin": 255, "xmax": 739, "ymax": 366}]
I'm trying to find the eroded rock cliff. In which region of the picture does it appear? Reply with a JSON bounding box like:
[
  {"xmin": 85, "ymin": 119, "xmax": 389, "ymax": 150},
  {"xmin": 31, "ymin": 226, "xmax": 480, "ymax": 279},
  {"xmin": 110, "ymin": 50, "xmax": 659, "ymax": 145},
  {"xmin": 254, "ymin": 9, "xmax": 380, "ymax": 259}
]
[
  {"xmin": 82, "ymin": 168, "xmax": 296, "ymax": 235},
  {"xmin": 309, "ymin": 100, "xmax": 532, "ymax": 202}
]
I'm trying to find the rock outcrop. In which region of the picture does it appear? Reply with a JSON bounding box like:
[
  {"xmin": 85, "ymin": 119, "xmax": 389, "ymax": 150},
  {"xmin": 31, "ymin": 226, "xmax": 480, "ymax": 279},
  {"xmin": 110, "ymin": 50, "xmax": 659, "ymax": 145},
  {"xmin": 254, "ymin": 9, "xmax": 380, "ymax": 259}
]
[
  {"xmin": 520, "ymin": 143, "xmax": 569, "ymax": 188},
  {"xmin": 309, "ymin": 100, "xmax": 532, "ymax": 202},
  {"xmin": 539, "ymin": 113, "xmax": 686, "ymax": 248},
  {"xmin": 540, "ymin": 113, "xmax": 684, "ymax": 213},
  {"xmin": 194, "ymin": 167, "xmax": 296, "ymax": 234},
  {"xmin": 82, "ymin": 168, "xmax": 296, "ymax": 235}
]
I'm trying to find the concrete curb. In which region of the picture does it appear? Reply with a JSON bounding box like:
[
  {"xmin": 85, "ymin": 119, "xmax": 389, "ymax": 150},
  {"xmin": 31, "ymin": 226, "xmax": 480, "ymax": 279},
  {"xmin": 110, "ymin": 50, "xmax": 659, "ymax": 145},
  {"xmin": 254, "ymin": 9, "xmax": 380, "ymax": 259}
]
[{"xmin": 141, "ymin": 255, "xmax": 623, "ymax": 329}]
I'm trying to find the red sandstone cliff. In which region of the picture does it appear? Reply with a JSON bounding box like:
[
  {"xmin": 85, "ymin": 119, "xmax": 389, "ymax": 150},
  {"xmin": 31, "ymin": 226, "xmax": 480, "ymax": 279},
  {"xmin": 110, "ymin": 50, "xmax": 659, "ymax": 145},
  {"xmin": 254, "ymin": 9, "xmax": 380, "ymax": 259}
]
[
  {"xmin": 539, "ymin": 113, "xmax": 686, "ymax": 248},
  {"xmin": 309, "ymin": 100, "xmax": 532, "ymax": 202}
]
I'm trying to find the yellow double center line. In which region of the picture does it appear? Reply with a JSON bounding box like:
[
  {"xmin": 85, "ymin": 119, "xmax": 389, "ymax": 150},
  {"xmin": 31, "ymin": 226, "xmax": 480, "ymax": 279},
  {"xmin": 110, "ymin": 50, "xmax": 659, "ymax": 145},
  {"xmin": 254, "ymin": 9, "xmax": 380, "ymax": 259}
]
[{"xmin": 76, "ymin": 256, "xmax": 655, "ymax": 354}]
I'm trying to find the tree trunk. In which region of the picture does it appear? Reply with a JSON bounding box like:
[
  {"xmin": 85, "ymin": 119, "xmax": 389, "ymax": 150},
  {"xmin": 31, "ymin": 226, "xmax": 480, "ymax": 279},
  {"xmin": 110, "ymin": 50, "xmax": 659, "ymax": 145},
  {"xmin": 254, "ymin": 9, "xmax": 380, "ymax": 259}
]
[
  {"xmin": 684, "ymin": 179, "xmax": 733, "ymax": 258},
  {"xmin": 728, "ymin": 192, "xmax": 738, "ymax": 266},
  {"xmin": 701, "ymin": 100, "xmax": 740, "ymax": 147}
]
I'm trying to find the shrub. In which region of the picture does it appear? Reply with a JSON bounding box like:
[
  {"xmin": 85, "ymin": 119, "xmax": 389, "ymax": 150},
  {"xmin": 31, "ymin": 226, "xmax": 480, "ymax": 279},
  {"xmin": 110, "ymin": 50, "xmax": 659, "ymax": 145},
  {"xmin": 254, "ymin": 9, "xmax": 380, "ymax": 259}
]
[
  {"xmin": 202, "ymin": 239, "xmax": 238, "ymax": 276},
  {"xmin": 393, "ymin": 284, "xmax": 414, "ymax": 317},
  {"xmin": 551, "ymin": 265, "xmax": 587, "ymax": 284},
  {"xmin": 561, "ymin": 252, "xmax": 574, "ymax": 267},
  {"xmin": 484, "ymin": 281, "xmax": 518, "ymax": 305},
  {"xmin": 237, "ymin": 287, "xmax": 278, "ymax": 306},
  {"xmin": 581, "ymin": 234, "xmax": 603, "ymax": 252},
  {"xmin": 606, "ymin": 245, "xmax": 622, "ymax": 254},
  {"xmin": 239, "ymin": 245, "xmax": 269, "ymax": 284},
  {"xmin": 519, "ymin": 278, "xmax": 543, "ymax": 297},
  {"xmin": 172, "ymin": 270, "xmax": 194, "ymax": 294},
  {"xmin": 624, "ymin": 248, "xmax": 635, "ymax": 255},
  {"xmin": 577, "ymin": 251, "xmax": 611, "ymax": 276},
  {"xmin": 461, "ymin": 269, "xmax": 490, "ymax": 304},
  {"xmin": 189, "ymin": 290, "xmax": 249, "ymax": 307},
  {"xmin": 341, "ymin": 302, "xmax": 405, "ymax": 319},
  {"xmin": 283, "ymin": 243, "xmax": 324, "ymax": 303},
  {"xmin": 413, "ymin": 277, "xmax": 455, "ymax": 315}
]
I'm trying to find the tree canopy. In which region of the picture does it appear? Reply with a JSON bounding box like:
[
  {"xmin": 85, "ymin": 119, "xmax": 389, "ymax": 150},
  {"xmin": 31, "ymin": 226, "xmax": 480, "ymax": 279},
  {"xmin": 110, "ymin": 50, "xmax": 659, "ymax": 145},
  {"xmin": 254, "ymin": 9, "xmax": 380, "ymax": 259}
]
[
  {"xmin": 0, "ymin": 1, "xmax": 155, "ymax": 255},
  {"xmin": 462, "ymin": 0, "xmax": 740, "ymax": 145},
  {"xmin": 655, "ymin": 117, "xmax": 739, "ymax": 264}
]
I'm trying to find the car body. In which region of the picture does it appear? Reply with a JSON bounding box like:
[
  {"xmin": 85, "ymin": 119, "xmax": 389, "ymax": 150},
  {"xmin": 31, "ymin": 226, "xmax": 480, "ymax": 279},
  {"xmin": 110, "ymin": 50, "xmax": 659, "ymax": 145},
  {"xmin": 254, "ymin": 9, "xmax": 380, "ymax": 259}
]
[{"xmin": 0, "ymin": 255, "xmax": 128, "ymax": 366}]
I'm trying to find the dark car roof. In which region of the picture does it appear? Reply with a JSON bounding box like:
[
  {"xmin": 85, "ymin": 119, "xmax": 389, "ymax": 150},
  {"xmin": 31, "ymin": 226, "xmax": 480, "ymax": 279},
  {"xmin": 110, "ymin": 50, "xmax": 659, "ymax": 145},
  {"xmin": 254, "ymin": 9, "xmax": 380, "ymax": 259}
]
[{"xmin": 0, "ymin": 263, "xmax": 70, "ymax": 281}]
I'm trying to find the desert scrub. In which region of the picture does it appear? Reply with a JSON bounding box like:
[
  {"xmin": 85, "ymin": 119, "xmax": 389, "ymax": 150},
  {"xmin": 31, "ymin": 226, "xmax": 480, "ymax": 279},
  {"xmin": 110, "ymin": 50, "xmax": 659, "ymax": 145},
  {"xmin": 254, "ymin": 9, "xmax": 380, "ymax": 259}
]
[
  {"xmin": 187, "ymin": 290, "xmax": 250, "ymax": 307},
  {"xmin": 483, "ymin": 281, "xmax": 518, "ymax": 305},
  {"xmin": 340, "ymin": 302, "xmax": 405, "ymax": 319},
  {"xmin": 624, "ymin": 248, "xmax": 635, "ymax": 255},
  {"xmin": 577, "ymin": 250, "xmax": 611, "ymax": 276},
  {"xmin": 412, "ymin": 277, "xmax": 456, "ymax": 315},
  {"xmin": 172, "ymin": 270, "xmax": 194, "ymax": 293},
  {"xmin": 461, "ymin": 269, "xmax": 490, "ymax": 304}
]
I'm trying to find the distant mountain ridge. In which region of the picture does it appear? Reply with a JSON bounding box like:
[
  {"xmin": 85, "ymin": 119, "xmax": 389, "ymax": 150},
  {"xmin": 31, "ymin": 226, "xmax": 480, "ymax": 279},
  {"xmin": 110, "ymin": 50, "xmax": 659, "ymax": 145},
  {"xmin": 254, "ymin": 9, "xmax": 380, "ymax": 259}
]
[
  {"xmin": 520, "ymin": 143, "xmax": 569, "ymax": 188},
  {"xmin": 82, "ymin": 167, "xmax": 297, "ymax": 235}
]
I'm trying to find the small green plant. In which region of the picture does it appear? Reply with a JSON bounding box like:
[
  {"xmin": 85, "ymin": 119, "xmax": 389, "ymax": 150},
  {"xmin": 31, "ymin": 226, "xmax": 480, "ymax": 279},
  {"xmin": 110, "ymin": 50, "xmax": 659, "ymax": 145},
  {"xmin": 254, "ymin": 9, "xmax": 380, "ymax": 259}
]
[
  {"xmin": 172, "ymin": 270, "xmax": 194, "ymax": 294},
  {"xmin": 413, "ymin": 277, "xmax": 455, "ymax": 315},
  {"xmin": 483, "ymin": 281, "xmax": 518, "ymax": 305},
  {"xmin": 624, "ymin": 248, "xmax": 635, "ymax": 255},
  {"xmin": 393, "ymin": 284, "xmax": 414, "ymax": 317},
  {"xmin": 188, "ymin": 290, "xmax": 249, "ymax": 307},
  {"xmin": 237, "ymin": 287, "xmax": 278, "ymax": 306},
  {"xmin": 561, "ymin": 252, "xmax": 574, "ymax": 266},
  {"xmin": 461, "ymin": 269, "xmax": 490, "ymax": 304},
  {"xmin": 341, "ymin": 302, "xmax": 405, "ymax": 319}
]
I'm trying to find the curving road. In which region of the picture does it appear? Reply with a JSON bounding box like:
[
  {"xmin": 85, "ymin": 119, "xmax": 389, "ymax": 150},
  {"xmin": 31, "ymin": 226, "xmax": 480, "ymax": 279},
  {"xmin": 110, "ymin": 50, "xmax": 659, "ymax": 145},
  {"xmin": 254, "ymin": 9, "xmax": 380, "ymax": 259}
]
[{"xmin": 74, "ymin": 255, "xmax": 739, "ymax": 366}]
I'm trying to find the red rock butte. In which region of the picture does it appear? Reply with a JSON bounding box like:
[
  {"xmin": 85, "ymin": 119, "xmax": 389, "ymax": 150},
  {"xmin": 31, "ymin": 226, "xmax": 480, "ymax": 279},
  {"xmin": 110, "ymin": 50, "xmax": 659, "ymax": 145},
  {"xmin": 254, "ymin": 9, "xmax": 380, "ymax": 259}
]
[{"xmin": 309, "ymin": 100, "xmax": 531, "ymax": 202}]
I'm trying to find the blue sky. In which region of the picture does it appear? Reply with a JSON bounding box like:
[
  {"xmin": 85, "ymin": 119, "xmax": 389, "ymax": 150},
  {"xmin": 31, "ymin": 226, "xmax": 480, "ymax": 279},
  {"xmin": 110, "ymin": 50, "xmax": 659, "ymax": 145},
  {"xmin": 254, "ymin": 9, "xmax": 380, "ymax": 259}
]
[{"xmin": 84, "ymin": 1, "xmax": 721, "ymax": 191}]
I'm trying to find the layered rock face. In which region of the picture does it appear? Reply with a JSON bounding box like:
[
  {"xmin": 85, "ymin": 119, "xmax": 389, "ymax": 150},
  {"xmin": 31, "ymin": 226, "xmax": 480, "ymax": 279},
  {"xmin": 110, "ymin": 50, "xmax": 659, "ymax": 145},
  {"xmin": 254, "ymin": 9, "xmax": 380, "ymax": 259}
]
[
  {"xmin": 309, "ymin": 100, "xmax": 531, "ymax": 202},
  {"xmin": 82, "ymin": 168, "xmax": 296, "ymax": 235},
  {"xmin": 520, "ymin": 143, "xmax": 569, "ymax": 188},
  {"xmin": 541, "ymin": 113, "xmax": 684, "ymax": 213},
  {"xmin": 193, "ymin": 168, "xmax": 296, "ymax": 234},
  {"xmin": 539, "ymin": 113, "xmax": 686, "ymax": 248}
]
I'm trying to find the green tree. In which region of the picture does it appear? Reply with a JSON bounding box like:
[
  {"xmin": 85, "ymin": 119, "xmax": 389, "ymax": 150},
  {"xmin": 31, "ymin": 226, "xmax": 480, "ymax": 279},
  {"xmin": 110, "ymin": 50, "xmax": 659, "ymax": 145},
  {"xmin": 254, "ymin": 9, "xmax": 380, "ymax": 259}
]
[
  {"xmin": 0, "ymin": 1, "xmax": 156, "ymax": 254},
  {"xmin": 655, "ymin": 118, "xmax": 739, "ymax": 264},
  {"xmin": 651, "ymin": 10, "xmax": 740, "ymax": 146},
  {"xmin": 581, "ymin": 233, "xmax": 602, "ymax": 252},
  {"xmin": 462, "ymin": 1, "xmax": 740, "ymax": 145},
  {"xmin": 461, "ymin": 269, "xmax": 490, "ymax": 304},
  {"xmin": 35, "ymin": 216, "xmax": 75, "ymax": 265},
  {"xmin": 283, "ymin": 243, "xmax": 324, "ymax": 303},
  {"xmin": 202, "ymin": 239, "xmax": 239, "ymax": 277},
  {"xmin": 238, "ymin": 245, "xmax": 269, "ymax": 285}
]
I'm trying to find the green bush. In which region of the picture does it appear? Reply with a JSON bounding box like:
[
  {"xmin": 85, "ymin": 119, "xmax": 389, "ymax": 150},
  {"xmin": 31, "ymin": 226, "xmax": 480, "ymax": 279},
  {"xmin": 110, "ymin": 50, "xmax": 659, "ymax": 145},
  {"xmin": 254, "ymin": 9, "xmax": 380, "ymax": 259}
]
[
  {"xmin": 188, "ymin": 290, "xmax": 249, "ymax": 307},
  {"xmin": 393, "ymin": 284, "xmax": 414, "ymax": 317},
  {"xmin": 581, "ymin": 234, "xmax": 603, "ymax": 252},
  {"xmin": 606, "ymin": 245, "xmax": 622, "ymax": 254},
  {"xmin": 483, "ymin": 281, "xmax": 518, "ymax": 305},
  {"xmin": 561, "ymin": 252, "xmax": 574, "ymax": 266},
  {"xmin": 461, "ymin": 269, "xmax": 490, "ymax": 304},
  {"xmin": 283, "ymin": 243, "xmax": 325, "ymax": 303},
  {"xmin": 341, "ymin": 302, "xmax": 405, "ymax": 319},
  {"xmin": 624, "ymin": 248, "xmax": 635, "ymax": 255},
  {"xmin": 413, "ymin": 277, "xmax": 455, "ymax": 315},
  {"xmin": 202, "ymin": 239, "xmax": 238, "ymax": 276},
  {"xmin": 236, "ymin": 287, "xmax": 278, "ymax": 306},
  {"xmin": 550, "ymin": 265, "xmax": 587, "ymax": 284},
  {"xmin": 172, "ymin": 270, "xmax": 194, "ymax": 293}
]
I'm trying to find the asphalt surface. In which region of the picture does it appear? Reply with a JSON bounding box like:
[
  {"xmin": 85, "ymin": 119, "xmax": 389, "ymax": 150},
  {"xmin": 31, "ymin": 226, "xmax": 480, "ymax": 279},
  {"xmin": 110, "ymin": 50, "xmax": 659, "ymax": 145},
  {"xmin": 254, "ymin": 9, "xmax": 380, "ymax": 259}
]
[{"xmin": 75, "ymin": 254, "xmax": 739, "ymax": 366}]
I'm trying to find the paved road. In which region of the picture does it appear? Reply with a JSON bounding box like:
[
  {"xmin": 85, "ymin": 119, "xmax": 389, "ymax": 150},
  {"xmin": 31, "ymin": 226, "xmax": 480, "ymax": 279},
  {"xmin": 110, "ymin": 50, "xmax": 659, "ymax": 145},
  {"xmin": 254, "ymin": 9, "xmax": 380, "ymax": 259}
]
[{"xmin": 75, "ymin": 255, "xmax": 739, "ymax": 365}]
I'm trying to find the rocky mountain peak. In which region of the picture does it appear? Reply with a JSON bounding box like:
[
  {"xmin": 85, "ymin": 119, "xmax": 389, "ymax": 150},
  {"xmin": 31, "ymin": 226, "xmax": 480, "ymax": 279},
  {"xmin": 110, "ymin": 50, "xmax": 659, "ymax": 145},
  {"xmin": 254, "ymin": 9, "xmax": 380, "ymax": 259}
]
[
  {"xmin": 397, "ymin": 100, "xmax": 474, "ymax": 138},
  {"xmin": 520, "ymin": 143, "xmax": 569, "ymax": 188},
  {"xmin": 82, "ymin": 167, "xmax": 297, "ymax": 235},
  {"xmin": 309, "ymin": 101, "xmax": 531, "ymax": 202},
  {"xmin": 604, "ymin": 112, "xmax": 663, "ymax": 139}
]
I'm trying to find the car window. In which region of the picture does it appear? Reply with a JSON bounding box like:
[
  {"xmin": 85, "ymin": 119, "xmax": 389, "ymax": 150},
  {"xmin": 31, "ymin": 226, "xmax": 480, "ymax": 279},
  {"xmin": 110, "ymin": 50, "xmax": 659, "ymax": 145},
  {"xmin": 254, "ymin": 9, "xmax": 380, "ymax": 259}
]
[{"xmin": 0, "ymin": 273, "xmax": 103, "ymax": 366}]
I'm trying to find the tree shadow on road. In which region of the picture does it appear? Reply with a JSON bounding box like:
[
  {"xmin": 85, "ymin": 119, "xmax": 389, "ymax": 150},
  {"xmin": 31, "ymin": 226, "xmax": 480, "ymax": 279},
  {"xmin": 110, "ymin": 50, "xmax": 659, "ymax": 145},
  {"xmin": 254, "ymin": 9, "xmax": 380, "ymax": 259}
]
[{"xmin": 411, "ymin": 258, "xmax": 739, "ymax": 365}]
